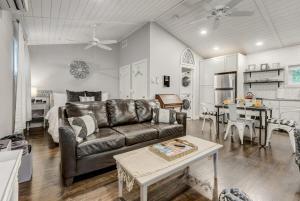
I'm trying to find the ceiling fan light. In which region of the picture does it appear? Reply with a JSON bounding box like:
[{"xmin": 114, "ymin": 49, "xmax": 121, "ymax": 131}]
[
  {"xmin": 200, "ymin": 29, "xmax": 208, "ymax": 35},
  {"xmin": 213, "ymin": 46, "xmax": 220, "ymax": 51},
  {"xmin": 256, "ymin": 41, "xmax": 264, "ymax": 46}
]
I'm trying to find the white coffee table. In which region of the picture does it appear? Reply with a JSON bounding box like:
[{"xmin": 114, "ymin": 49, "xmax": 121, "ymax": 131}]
[{"xmin": 114, "ymin": 136, "xmax": 223, "ymax": 201}]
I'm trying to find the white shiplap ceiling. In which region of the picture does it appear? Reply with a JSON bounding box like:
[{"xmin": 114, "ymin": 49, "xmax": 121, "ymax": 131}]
[{"xmin": 17, "ymin": 0, "xmax": 300, "ymax": 58}]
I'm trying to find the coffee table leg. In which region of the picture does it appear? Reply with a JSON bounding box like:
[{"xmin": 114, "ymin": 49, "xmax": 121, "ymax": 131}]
[
  {"xmin": 140, "ymin": 185, "xmax": 148, "ymax": 201},
  {"xmin": 213, "ymin": 152, "xmax": 218, "ymax": 179},
  {"xmin": 118, "ymin": 178, "xmax": 123, "ymax": 198}
]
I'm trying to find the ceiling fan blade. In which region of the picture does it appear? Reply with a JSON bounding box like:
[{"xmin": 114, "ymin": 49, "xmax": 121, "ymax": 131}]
[
  {"xmin": 225, "ymin": 0, "xmax": 243, "ymax": 8},
  {"xmin": 97, "ymin": 44, "xmax": 112, "ymax": 51},
  {"xmin": 99, "ymin": 40, "xmax": 118, "ymax": 44},
  {"xmin": 229, "ymin": 10, "xmax": 254, "ymax": 16},
  {"xmin": 212, "ymin": 19, "xmax": 220, "ymax": 30},
  {"xmin": 84, "ymin": 43, "xmax": 95, "ymax": 50}
]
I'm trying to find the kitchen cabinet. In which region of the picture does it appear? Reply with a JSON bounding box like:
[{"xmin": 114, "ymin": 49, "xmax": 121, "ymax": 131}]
[
  {"xmin": 199, "ymin": 53, "xmax": 245, "ymax": 107},
  {"xmin": 200, "ymin": 56, "xmax": 225, "ymax": 86},
  {"xmin": 225, "ymin": 54, "xmax": 238, "ymax": 71}
]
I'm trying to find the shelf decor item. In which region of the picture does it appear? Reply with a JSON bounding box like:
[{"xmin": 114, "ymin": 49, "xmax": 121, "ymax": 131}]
[
  {"xmin": 69, "ymin": 60, "xmax": 90, "ymax": 79},
  {"xmin": 247, "ymin": 64, "xmax": 256, "ymax": 71},
  {"xmin": 260, "ymin": 63, "xmax": 269, "ymax": 70}
]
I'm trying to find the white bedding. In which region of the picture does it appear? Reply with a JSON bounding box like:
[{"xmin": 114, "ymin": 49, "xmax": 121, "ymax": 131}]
[
  {"xmin": 45, "ymin": 106, "xmax": 60, "ymax": 143},
  {"xmin": 45, "ymin": 92, "xmax": 67, "ymax": 143},
  {"xmin": 45, "ymin": 92, "xmax": 109, "ymax": 143}
]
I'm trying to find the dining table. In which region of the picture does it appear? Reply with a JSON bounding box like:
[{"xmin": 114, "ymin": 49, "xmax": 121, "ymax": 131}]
[{"xmin": 215, "ymin": 104, "xmax": 273, "ymax": 146}]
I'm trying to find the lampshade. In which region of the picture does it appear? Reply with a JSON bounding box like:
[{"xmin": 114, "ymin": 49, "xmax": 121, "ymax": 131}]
[{"xmin": 31, "ymin": 87, "xmax": 38, "ymax": 97}]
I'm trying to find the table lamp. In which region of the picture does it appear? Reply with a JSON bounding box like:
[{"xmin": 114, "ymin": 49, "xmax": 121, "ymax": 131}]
[{"xmin": 31, "ymin": 87, "xmax": 37, "ymax": 103}]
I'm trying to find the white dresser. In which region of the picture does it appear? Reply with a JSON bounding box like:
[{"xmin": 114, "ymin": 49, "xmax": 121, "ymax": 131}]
[{"xmin": 0, "ymin": 150, "xmax": 22, "ymax": 201}]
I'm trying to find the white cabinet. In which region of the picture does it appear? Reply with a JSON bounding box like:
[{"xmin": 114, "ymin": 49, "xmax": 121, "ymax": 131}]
[
  {"xmin": 119, "ymin": 59, "xmax": 148, "ymax": 99},
  {"xmin": 200, "ymin": 57, "xmax": 225, "ymax": 86},
  {"xmin": 0, "ymin": 150, "xmax": 22, "ymax": 201},
  {"xmin": 225, "ymin": 54, "xmax": 238, "ymax": 71},
  {"xmin": 199, "ymin": 53, "xmax": 245, "ymax": 107}
]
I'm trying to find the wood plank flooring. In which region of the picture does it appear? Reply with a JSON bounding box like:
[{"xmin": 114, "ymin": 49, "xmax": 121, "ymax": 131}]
[{"xmin": 19, "ymin": 120, "xmax": 300, "ymax": 201}]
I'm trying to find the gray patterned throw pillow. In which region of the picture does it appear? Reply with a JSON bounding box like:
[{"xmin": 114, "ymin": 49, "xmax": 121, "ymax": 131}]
[
  {"xmin": 68, "ymin": 111, "xmax": 98, "ymax": 142},
  {"xmin": 152, "ymin": 108, "xmax": 177, "ymax": 124}
]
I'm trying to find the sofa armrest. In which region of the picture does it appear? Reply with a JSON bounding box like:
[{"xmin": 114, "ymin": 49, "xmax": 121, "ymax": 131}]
[
  {"xmin": 59, "ymin": 117, "xmax": 77, "ymax": 179},
  {"xmin": 176, "ymin": 112, "xmax": 187, "ymax": 135}
]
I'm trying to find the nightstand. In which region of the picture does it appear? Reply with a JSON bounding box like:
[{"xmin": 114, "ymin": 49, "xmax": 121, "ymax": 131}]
[{"xmin": 27, "ymin": 102, "xmax": 47, "ymax": 130}]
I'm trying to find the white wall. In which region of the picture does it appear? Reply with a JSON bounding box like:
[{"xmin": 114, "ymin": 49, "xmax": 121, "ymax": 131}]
[
  {"xmin": 30, "ymin": 44, "xmax": 119, "ymax": 98},
  {"xmin": 0, "ymin": 11, "xmax": 14, "ymax": 138},
  {"xmin": 246, "ymin": 45, "xmax": 300, "ymax": 122},
  {"xmin": 246, "ymin": 45, "xmax": 300, "ymax": 99},
  {"xmin": 149, "ymin": 23, "xmax": 202, "ymax": 117},
  {"xmin": 119, "ymin": 23, "xmax": 150, "ymax": 67}
]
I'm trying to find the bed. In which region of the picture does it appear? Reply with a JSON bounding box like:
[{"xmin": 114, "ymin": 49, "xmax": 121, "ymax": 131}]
[{"xmin": 45, "ymin": 91, "xmax": 109, "ymax": 143}]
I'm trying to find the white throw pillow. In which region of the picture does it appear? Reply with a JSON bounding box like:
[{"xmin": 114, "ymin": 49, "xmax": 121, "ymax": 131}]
[
  {"xmin": 153, "ymin": 108, "xmax": 177, "ymax": 124},
  {"xmin": 68, "ymin": 112, "xmax": 98, "ymax": 142},
  {"xmin": 79, "ymin": 96, "xmax": 95, "ymax": 102}
]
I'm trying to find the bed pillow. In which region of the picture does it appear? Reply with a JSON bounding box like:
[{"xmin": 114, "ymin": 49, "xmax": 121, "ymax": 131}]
[
  {"xmin": 66, "ymin": 90, "xmax": 85, "ymax": 102},
  {"xmin": 85, "ymin": 91, "xmax": 102, "ymax": 101},
  {"xmin": 152, "ymin": 108, "xmax": 177, "ymax": 124},
  {"xmin": 79, "ymin": 96, "xmax": 95, "ymax": 102},
  {"xmin": 68, "ymin": 112, "xmax": 98, "ymax": 142}
]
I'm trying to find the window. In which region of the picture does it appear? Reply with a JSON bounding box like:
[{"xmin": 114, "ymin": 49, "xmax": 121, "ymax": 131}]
[{"xmin": 287, "ymin": 65, "xmax": 300, "ymax": 87}]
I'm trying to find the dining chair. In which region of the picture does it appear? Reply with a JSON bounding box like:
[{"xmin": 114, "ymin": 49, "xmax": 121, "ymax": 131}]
[
  {"xmin": 266, "ymin": 110, "xmax": 300, "ymax": 153},
  {"xmin": 200, "ymin": 103, "xmax": 224, "ymax": 134},
  {"xmin": 224, "ymin": 104, "xmax": 256, "ymax": 144},
  {"xmin": 295, "ymin": 130, "xmax": 300, "ymax": 171}
]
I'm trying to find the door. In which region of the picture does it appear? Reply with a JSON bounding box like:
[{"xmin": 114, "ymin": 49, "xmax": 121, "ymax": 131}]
[
  {"xmin": 119, "ymin": 65, "xmax": 131, "ymax": 99},
  {"xmin": 131, "ymin": 59, "xmax": 148, "ymax": 99}
]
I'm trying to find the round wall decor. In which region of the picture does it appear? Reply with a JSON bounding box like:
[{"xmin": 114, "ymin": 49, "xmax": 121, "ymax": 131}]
[{"xmin": 69, "ymin": 60, "xmax": 90, "ymax": 79}]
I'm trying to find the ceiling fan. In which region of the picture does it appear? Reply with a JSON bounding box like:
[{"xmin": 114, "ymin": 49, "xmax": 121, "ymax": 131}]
[
  {"xmin": 84, "ymin": 24, "xmax": 117, "ymax": 51},
  {"xmin": 189, "ymin": 0, "xmax": 254, "ymax": 30}
]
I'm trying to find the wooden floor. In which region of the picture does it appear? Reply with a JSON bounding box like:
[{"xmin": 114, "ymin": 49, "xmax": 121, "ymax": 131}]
[{"xmin": 19, "ymin": 120, "xmax": 300, "ymax": 201}]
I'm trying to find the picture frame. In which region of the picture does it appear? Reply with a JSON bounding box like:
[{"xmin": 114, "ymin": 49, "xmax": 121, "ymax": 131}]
[
  {"xmin": 247, "ymin": 64, "xmax": 256, "ymax": 71},
  {"xmin": 260, "ymin": 63, "xmax": 269, "ymax": 70},
  {"xmin": 272, "ymin": 63, "xmax": 280, "ymax": 69},
  {"xmin": 286, "ymin": 64, "xmax": 300, "ymax": 87}
]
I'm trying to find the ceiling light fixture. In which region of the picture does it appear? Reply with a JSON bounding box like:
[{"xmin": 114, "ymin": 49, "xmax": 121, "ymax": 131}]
[
  {"xmin": 213, "ymin": 46, "xmax": 220, "ymax": 51},
  {"xmin": 256, "ymin": 41, "xmax": 264, "ymax": 46}
]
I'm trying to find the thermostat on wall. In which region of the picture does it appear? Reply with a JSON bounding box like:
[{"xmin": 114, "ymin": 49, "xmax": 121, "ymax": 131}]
[{"xmin": 163, "ymin": 75, "xmax": 170, "ymax": 87}]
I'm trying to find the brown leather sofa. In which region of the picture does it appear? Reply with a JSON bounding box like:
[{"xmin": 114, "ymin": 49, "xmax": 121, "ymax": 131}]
[{"xmin": 59, "ymin": 99, "xmax": 186, "ymax": 186}]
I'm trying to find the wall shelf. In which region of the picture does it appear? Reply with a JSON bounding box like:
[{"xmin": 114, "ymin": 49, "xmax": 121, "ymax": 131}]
[
  {"xmin": 244, "ymin": 68, "xmax": 285, "ymax": 77},
  {"xmin": 244, "ymin": 80, "xmax": 284, "ymax": 88}
]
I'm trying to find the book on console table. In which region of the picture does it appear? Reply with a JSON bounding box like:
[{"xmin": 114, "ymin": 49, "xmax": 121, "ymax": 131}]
[{"xmin": 149, "ymin": 139, "xmax": 198, "ymax": 161}]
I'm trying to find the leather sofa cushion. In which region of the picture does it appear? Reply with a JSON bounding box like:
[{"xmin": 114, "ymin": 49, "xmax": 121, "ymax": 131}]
[
  {"xmin": 77, "ymin": 128, "xmax": 125, "ymax": 158},
  {"xmin": 113, "ymin": 124, "xmax": 158, "ymax": 146},
  {"xmin": 145, "ymin": 122, "xmax": 184, "ymax": 139},
  {"xmin": 135, "ymin": 99, "xmax": 153, "ymax": 122},
  {"xmin": 65, "ymin": 101, "xmax": 109, "ymax": 128},
  {"xmin": 107, "ymin": 99, "xmax": 139, "ymax": 126}
]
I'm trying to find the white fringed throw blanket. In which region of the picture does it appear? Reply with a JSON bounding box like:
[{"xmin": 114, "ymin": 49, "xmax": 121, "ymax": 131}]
[{"xmin": 114, "ymin": 136, "xmax": 218, "ymax": 192}]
